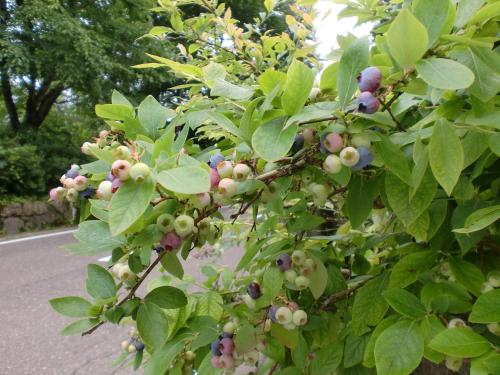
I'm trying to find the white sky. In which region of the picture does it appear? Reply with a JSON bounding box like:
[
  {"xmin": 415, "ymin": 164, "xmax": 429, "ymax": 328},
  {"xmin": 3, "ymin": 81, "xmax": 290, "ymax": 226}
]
[{"xmin": 313, "ymin": 1, "xmax": 373, "ymax": 57}]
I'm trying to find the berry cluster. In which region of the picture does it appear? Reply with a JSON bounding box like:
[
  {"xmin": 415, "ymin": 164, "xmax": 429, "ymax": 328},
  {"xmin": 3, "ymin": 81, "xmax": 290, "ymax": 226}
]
[
  {"xmin": 269, "ymin": 303, "xmax": 308, "ymax": 331},
  {"xmin": 321, "ymin": 131, "xmax": 373, "ymax": 174},
  {"xmin": 120, "ymin": 327, "xmax": 145, "ymax": 354},
  {"xmin": 278, "ymin": 251, "xmax": 314, "ymax": 291},
  {"xmin": 209, "ymin": 153, "xmax": 253, "ymax": 201},
  {"xmin": 356, "ymin": 66, "xmax": 382, "ymax": 114},
  {"xmin": 50, "ymin": 164, "xmax": 93, "ymax": 203}
]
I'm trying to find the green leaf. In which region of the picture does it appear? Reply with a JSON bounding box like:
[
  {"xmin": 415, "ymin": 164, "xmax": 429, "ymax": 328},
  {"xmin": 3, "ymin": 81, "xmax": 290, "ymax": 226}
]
[
  {"xmin": 345, "ymin": 175, "xmax": 380, "ymax": 228},
  {"xmin": 344, "ymin": 332, "xmax": 369, "ymax": 368},
  {"xmin": 61, "ymin": 318, "xmax": 99, "ymax": 336},
  {"xmin": 109, "ymin": 177, "xmax": 155, "ymax": 235},
  {"xmin": 373, "ymin": 136, "xmax": 412, "ymax": 185},
  {"xmin": 258, "ymin": 69, "xmax": 286, "ymax": 95},
  {"xmin": 455, "ymin": 0, "xmax": 485, "ymax": 28},
  {"xmin": 144, "ymin": 332, "xmax": 193, "ymax": 375},
  {"xmin": 49, "ymin": 296, "xmax": 91, "ymax": 318},
  {"xmin": 160, "ymin": 251, "xmax": 184, "ymax": 279},
  {"xmin": 387, "ymin": 9, "xmax": 429, "ymax": 69},
  {"xmin": 428, "ymin": 119, "xmax": 464, "ymax": 196},
  {"xmin": 449, "ymin": 257, "xmax": 484, "ymax": 297},
  {"xmin": 429, "ymin": 327, "xmax": 490, "ymax": 358},
  {"xmin": 374, "ymin": 320, "xmax": 424, "ymax": 375},
  {"xmin": 271, "ymin": 323, "xmax": 298, "ymax": 349},
  {"xmin": 352, "ymin": 274, "xmax": 389, "ymax": 335},
  {"xmin": 157, "ymin": 166, "xmax": 210, "ymax": 194},
  {"xmin": 390, "ymin": 250, "xmax": 437, "ymax": 288},
  {"xmin": 234, "ymin": 322, "xmax": 257, "ymax": 353},
  {"xmin": 68, "ymin": 220, "xmax": 125, "ymax": 255},
  {"xmin": 292, "ymin": 334, "xmax": 309, "ymax": 369},
  {"xmin": 144, "ymin": 286, "xmax": 187, "ymax": 309},
  {"xmin": 469, "ymin": 289, "xmax": 500, "ymax": 323},
  {"xmin": 421, "ymin": 281, "xmax": 472, "ymax": 314},
  {"xmin": 111, "ymin": 89, "xmax": 133, "ymax": 107},
  {"xmin": 320, "ymin": 63, "xmax": 338, "ymax": 92},
  {"xmin": 281, "ymin": 59, "xmax": 315, "ymax": 116},
  {"xmin": 138, "ymin": 95, "xmax": 171, "ymax": 140},
  {"xmin": 363, "ymin": 316, "xmax": 399, "ymax": 368},
  {"xmin": 386, "ymin": 170, "xmax": 437, "ymax": 227},
  {"xmin": 197, "ymin": 352, "xmax": 223, "ymax": 375},
  {"xmin": 383, "ymin": 288, "xmax": 427, "ymax": 319},
  {"xmin": 336, "ymin": 37, "xmax": 369, "ymax": 109},
  {"xmin": 85, "ymin": 264, "xmax": 116, "ymax": 300},
  {"xmin": 137, "ymin": 301, "xmax": 169, "ymax": 349},
  {"xmin": 413, "ymin": 0, "xmax": 453, "ymax": 46},
  {"xmin": 95, "ymin": 104, "xmax": 134, "ymax": 120},
  {"xmin": 420, "ymin": 315, "xmax": 446, "ymax": 363},
  {"xmin": 416, "ymin": 58, "xmax": 474, "ymax": 90},
  {"xmin": 453, "ymin": 205, "xmax": 500, "ymax": 234},
  {"xmin": 310, "ymin": 341, "xmax": 343, "ymax": 375},
  {"xmin": 308, "ymin": 255, "xmax": 328, "ymax": 299},
  {"xmin": 195, "ymin": 291, "xmax": 223, "ymax": 321},
  {"xmin": 252, "ymin": 118, "xmax": 298, "ymax": 162},
  {"xmin": 263, "ymin": 267, "xmax": 283, "ymax": 302},
  {"xmin": 468, "ymin": 2, "xmax": 500, "ymax": 25},
  {"xmin": 489, "ymin": 133, "xmax": 500, "ymax": 156},
  {"xmin": 211, "ymin": 79, "xmax": 254, "ymax": 100}
]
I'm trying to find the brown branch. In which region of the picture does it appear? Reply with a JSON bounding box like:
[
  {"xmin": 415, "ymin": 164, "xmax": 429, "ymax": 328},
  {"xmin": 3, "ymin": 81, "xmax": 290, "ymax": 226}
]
[
  {"xmin": 379, "ymin": 96, "xmax": 403, "ymax": 131},
  {"xmin": 298, "ymin": 115, "xmax": 338, "ymax": 126},
  {"xmin": 82, "ymin": 249, "xmax": 169, "ymax": 336},
  {"xmin": 0, "ymin": 63, "xmax": 20, "ymax": 131},
  {"xmin": 320, "ymin": 279, "xmax": 370, "ymax": 310}
]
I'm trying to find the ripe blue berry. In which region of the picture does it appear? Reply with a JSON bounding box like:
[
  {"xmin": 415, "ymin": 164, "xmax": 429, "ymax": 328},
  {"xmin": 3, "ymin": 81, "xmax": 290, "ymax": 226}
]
[
  {"xmin": 247, "ymin": 282, "xmax": 262, "ymax": 300},
  {"xmin": 134, "ymin": 341, "xmax": 145, "ymax": 351},
  {"xmin": 357, "ymin": 92, "xmax": 380, "ymax": 114},
  {"xmin": 276, "ymin": 253, "xmax": 292, "ymax": 271},
  {"xmin": 211, "ymin": 339, "xmax": 222, "ymax": 355},
  {"xmin": 268, "ymin": 305, "xmax": 278, "ymax": 322},
  {"xmin": 290, "ymin": 134, "xmax": 305, "ymax": 154},
  {"xmin": 79, "ymin": 187, "xmax": 95, "ymax": 199},
  {"xmin": 209, "ymin": 153, "xmax": 225, "ymax": 168},
  {"xmin": 65, "ymin": 168, "xmax": 79, "ymax": 179},
  {"xmin": 351, "ymin": 147, "xmax": 373, "ymax": 171},
  {"xmin": 357, "ymin": 66, "xmax": 382, "ymax": 93}
]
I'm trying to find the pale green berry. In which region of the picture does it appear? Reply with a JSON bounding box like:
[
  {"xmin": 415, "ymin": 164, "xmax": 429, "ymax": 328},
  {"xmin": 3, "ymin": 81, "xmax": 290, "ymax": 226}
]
[
  {"xmin": 445, "ymin": 356, "xmax": 462, "ymax": 372},
  {"xmin": 97, "ymin": 180, "xmax": 113, "ymax": 200},
  {"xmin": 244, "ymin": 350, "xmax": 259, "ymax": 365},
  {"xmin": 295, "ymin": 276, "xmax": 310, "ymax": 290},
  {"xmin": 129, "ymin": 162, "xmax": 150, "ymax": 182},
  {"xmin": 488, "ymin": 271, "xmax": 500, "ymax": 288},
  {"xmin": 121, "ymin": 340, "xmax": 130, "ymax": 351},
  {"xmin": 323, "ymin": 154, "xmax": 342, "ymax": 174},
  {"xmin": 481, "ymin": 281, "xmax": 494, "ymax": 294},
  {"xmin": 128, "ymin": 344, "xmax": 136, "ymax": 353},
  {"xmin": 351, "ymin": 133, "xmax": 371, "ymax": 148},
  {"xmin": 284, "ymin": 269, "xmax": 298, "ymax": 284},
  {"xmin": 157, "ymin": 213, "xmax": 175, "ymax": 232},
  {"xmin": 233, "ymin": 163, "xmax": 251, "ymax": 181},
  {"xmin": 174, "ymin": 214, "xmax": 195, "ymax": 237},
  {"xmin": 114, "ymin": 145, "xmax": 131, "ymax": 159},
  {"xmin": 223, "ymin": 321, "xmax": 236, "ymax": 335},
  {"xmin": 292, "ymin": 310, "xmax": 308, "ymax": 326},
  {"xmin": 275, "ymin": 306, "xmax": 293, "ymax": 325},
  {"xmin": 487, "ymin": 323, "xmax": 500, "ymax": 336},
  {"xmin": 339, "ymin": 147, "xmax": 360, "ymax": 167},
  {"xmin": 185, "ymin": 350, "xmax": 196, "ymax": 361},
  {"xmin": 118, "ymin": 264, "xmax": 134, "ymax": 282},
  {"xmin": 66, "ymin": 188, "xmax": 79, "ymax": 202},
  {"xmin": 283, "ymin": 322, "xmax": 296, "ymax": 330},
  {"xmin": 291, "ymin": 250, "xmax": 306, "ymax": 266},
  {"xmin": 264, "ymin": 319, "xmax": 272, "ymax": 332},
  {"xmin": 216, "ymin": 160, "xmax": 233, "ymax": 178},
  {"xmin": 218, "ymin": 178, "xmax": 237, "ymax": 198}
]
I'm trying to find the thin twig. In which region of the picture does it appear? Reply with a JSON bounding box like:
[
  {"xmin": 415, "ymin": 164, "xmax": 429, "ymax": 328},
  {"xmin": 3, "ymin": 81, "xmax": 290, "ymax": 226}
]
[
  {"xmin": 379, "ymin": 96, "xmax": 403, "ymax": 131},
  {"xmin": 320, "ymin": 279, "xmax": 370, "ymax": 310}
]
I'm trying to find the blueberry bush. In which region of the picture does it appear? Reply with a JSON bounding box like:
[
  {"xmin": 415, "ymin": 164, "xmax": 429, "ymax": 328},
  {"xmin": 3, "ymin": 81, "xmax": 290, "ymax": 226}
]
[{"xmin": 49, "ymin": 0, "xmax": 500, "ymax": 374}]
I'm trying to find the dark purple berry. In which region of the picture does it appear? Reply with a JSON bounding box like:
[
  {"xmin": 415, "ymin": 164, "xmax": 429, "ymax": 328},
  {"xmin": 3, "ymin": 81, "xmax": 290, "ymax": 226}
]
[
  {"xmin": 268, "ymin": 306, "xmax": 278, "ymax": 322},
  {"xmin": 219, "ymin": 337, "xmax": 234, "ymax": 355},
  {"xmin": 211, "ymin": 339, "xmax": 222, "ymax": 355},
  {"xmin": 221, "ymin": 332, "xmax": 233, "ymax": 339},
  {"xmin": 79, "ymin": 187, "xmax": 95, "ymax": 199},
  {"xmin": 290, "ymin": 135, "xmax": 304, "ymax": 155},
  {"xmin": 209, "ymin": 153, "xmax": 225, "ymax": 168},
  {"xmin": 357, "ymin": 92, "xmax": 380, "ymax": 114},
  {"xmin": 247, "ymin": 282, "xmax": 262, "ymax": 300},
  {"xmin": 153, "ymin": 246, "xmax": 163, "ymax": 254},
  {"xmin": 351, "ymin": 147, "xmax": 373, "ymax": 171},
  {"xmin": 276, "ymin": 253, "xmax": 292, "ymax": 271},
  {"xmin": 66, "ymin": 168, "xmax": 79, "ymax": 179},
  {"xmin": 134, "ymin": 341, "xmax": 145, "ymax": 351},
  {"xmin": 357, "ymin": 67, "xmax": 382, "ymax": 93}
]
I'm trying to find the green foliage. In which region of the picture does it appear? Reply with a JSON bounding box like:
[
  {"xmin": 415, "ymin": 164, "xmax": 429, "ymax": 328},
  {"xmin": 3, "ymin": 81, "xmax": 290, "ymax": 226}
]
[{"xmin": 49, "ymin": 1, "xmax": 500, "ymax": 374}]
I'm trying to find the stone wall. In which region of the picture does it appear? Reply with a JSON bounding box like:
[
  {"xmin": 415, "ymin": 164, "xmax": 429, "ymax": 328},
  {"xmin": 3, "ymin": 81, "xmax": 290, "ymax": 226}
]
[{"xmin": 0, "ymin": 200, "xmax": 73, "ymax": 235}]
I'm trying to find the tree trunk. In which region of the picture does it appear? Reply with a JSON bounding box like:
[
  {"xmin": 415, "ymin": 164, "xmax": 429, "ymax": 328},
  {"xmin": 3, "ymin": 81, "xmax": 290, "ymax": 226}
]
[{"xmin": 0, "ymin": 65, "xmax": 21, "ymax": 131}]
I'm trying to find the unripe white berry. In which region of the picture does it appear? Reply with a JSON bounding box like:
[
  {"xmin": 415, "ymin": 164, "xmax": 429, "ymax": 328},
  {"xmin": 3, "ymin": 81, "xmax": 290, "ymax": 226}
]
[
  {"xmin": 481, "ymin": 281, "xmax": 494, "ymax": 294},
  {"xmin": 157, "ymin": 213, "xmax": 175, "ymax": 232},
  {"xmin": 447, "ymin": 318, "xmax": 466, "ymax": 329},
  {"xmin": 487, "ymin": 323, "xmax": 500, "ymax": 336},
  {"xmin": 292, "ymin": 310, "xmax": 308, "ymax": 326},
  {"xmin": 340, "ymin": 147, "xmax": 360, "ymax": 167},
  {"xmin": 99, "ymin": 130, "xmax": 110, "ymax": 139},
  {"xmin": 233, "ymin": 163, "xmax": 251, "ymax": 181},
  {"xmin": 97, "ymin": 180, "xmax": 113, "ymax": 200},
  {"xmin": 216, "ymin": 161, "xmax": 233, "ymax": 179},
  {"xmin": 488, "ymin": 271, "xmax": 500, "ymax": 288},
  {"xmin": 244, "ymin": 350, "xmax": 259, "ymax": 365},
  {"xmin": 174, "ymin": 214, "xmax": 195, "ymax": 237},
  {"xmin": 63, "ymin": 178, "xmax": 75, "ymax": 189},
  {"xmin": 111, "ymin": 263, "xmax": 123, "ymax": 277},
  {"xmin": 184, "ymin": 350, "xmax": 196, "ymax": 361},
  {"xmin": 192, "ymin": 192, "xmax": 211, "ymax": 210},
  {"xmin": 128, "ymin": 344, "xmax": 136, "ymax": 353},
  {"xmin": 283, "ymin": 322, "xmax": 296, "ymax": 330},
  {"xmin": 275, "ymin": 306, "xmax": 293, "ymax": 325},
  {"xmin": 323, "ymin": 154, "xmax": 343, "ymax": 174},
  {"xmin": 309, "ymin": 87, "xmax": 320, "ymax": 100},
  {"xmin": 445, "ymin": 356, "xmax": 463, "ymax": 372},
  {"xmin": 218, "ymin": 178, "xmax": 237, "ymax": 198},
  {"xmin": 243, "ymin": 294, "xmax": 256, "ymax": 309},
  {"xmin": 74, "ymin": 176, "xmax": 88, "ymax": 191},
  {"xmin": 118, "ymin": 264, "xmax": 134, "ymax": 282},
  {"xmin": 309, "ymin": 183, "xmax": 330, "ymax": 206},
  {"xmin": 66, "ymin": 188, "xmax": 79, "ymax": 202},
  {"xmin": 129, "ymin": 162, "xmax": 150, "ymax": 183},
  {"xmin": 81, "ymin": 142, "xmax": 93, "ymax": 155}
]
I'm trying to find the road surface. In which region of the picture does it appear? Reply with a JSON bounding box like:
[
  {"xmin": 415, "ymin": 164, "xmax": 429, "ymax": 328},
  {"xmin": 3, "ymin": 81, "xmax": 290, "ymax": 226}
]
[{"xmin": 0, "ymin": 228, "xmax": 242, "ymax": 375}]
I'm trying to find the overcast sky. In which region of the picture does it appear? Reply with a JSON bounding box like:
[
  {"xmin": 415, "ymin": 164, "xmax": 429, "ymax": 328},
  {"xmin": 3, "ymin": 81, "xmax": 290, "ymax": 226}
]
[{"xmin": 314, "ymin": 1, "xmax": 372, "ymax": 57}]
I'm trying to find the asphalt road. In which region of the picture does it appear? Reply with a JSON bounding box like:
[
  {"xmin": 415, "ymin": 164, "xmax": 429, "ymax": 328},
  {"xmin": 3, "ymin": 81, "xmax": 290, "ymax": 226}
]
[{"xmin": 0, "ymin": 228, "xmax": 242, "ymax": 375}]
